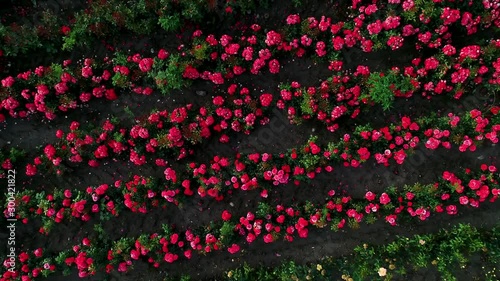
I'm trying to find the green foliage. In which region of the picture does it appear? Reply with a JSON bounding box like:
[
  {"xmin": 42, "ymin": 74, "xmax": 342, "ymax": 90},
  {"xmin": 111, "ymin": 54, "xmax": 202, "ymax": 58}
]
[
  {"xmin": 161, "ymin": 224, "xmax": 174, "ymax": 236},
  {"xmin": 403, "ymin": 183, "xmax": 441, "ymax": 208},
  {"xmin": 0, "ymin": 23, "xmax": 44, "ymax": 56},
  {"xmin": 112, "ymin": 52, "xmax": 129, "ymax": 65},
  {"xmin": 256, "ymin": 201, "xmax": 272, "ymax": 217},
  {"xmin": 47, "ymin": 63, "xmax": 64, "ymax": 84},
  {"xmin": 354, "ymin": 124, "xmax": 373, "ymax": 136},
  {"xmin": 61, "ymin": 9, "xmax": 91, "ymax": 51},
  {"xmin": 93, "ymin": 223, "xmax": 108, "ymax": 241},
  {"xmin": 365, "ymin": 72, "xmax": 395, "ymax": 111},
  {"xmin": 158, "ymin": 14, "xmax": 181, "ymax": 32},
  {"xmin": 222, "ymin": 224, "xmax": 499, "ymax": 281},
  {"xmin": 219, "ymin": 222, "xmax": 236, "ymax": 244},
  {"xmin": 180, "ymin": 1, "xmax": 204, "ymax": 22},
  {"xmin": 62, "ymin": 0, "xmax": 158, "ymax": 50},
  {"xmin": 6, "ymin": 148, "xmax": 25, "ymax": 162},
  {"xmin": 300, "ymin": 92, "xmax": 314, "ymax": 115},
  {"xmin": 299, "ymin": 135, "xmax": 321, "ymax": 170},
  {"xmin": 123, "ymin": 106, "xmax": 135, "ymax": 118},
  {"xmin": 149, "ymin": 54, "xmax": 187, "ymax": 94},
  {"xmin": 191, "ymin": 42, "xmax": 210, "ymax": 61},
  {"xmin": 300, "ymin": 153, "xmax": 320, "ymax": 170},
  {"xmin": 111, "ymin": 73, "xmax": 128, "ymax": 88},
  {"xmin": 113, "ymin": 131, "xmax": 125, "ymax": 142},
  {"xmin": 364, "ymin": 70, "xmax": 415, "ymax": 111},
  {"xmin": 292, "ymin": 0, "xmax": 303, "ymax": 8}
]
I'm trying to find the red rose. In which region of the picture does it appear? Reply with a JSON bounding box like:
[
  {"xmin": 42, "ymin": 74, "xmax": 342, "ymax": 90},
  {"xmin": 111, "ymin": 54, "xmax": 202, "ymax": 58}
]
[
  {"xmin": 33, "ymin": 248, "xmax": 43, "ymax": 257},
  {"xmin": 379, "ymin": 193, "xmax": 391, "ymax": 205},
  {"xmin": 228, "ymin": 244, "xmax": 240, "ymax": 254},
  {"xmin": 81, "ymin": 66, "xmax": 93, "ymax": 78},
  {"xmin": 26, "ymin": 164, "xmax": 37, "ymax": 176},
  {"xmin": 385, "ymin": 214, "xmax": 397, "ymax": 225},
  {"xmin": 61, "ymin": 26, "xmax": 71, "ymax": 35},
  {"xmin": 138, "ymin": 58, "xmax": 154, "ymax": 72},
  {"xmin": 365, "ymin": 191, "xmax": 376, "ymax": 201},
  {"xmin": 263, "ymin": 234, "xmax": 274, "ymax": 243},
  {"xmin": 158, "ymin": 49, "xmax": 169, "ymax": 60},
  {"xmin": 94, "ymin": 145, "xmax": 108, "ymax": 158},
  {"xmin": 221, "ymin": 210, "xmax": 232, "ymax": 221},
  {"xmin": 468, "ymin": 179, "xmax": 482, "ymax": 190},
  {"xmin": 182, "ymin": 65, "xmax": 200, "ymax": 79},
  {"xmin": 259, "ymin": 93, "xmax": 273, "ymax": 107},
  {"xmin": 130, "ymin": 249, "xmax": 140, "ymax": 260},
  {"xmin": 1, "ymin": 76, "xmax": 14, "ymax": 88},
  {"xmin": 268, "ymin": 59, "xmax": 280, "ymax": 74},
  {"xmin": 357, "ymin": 147, "xmax": 370, "ymax": 160}
]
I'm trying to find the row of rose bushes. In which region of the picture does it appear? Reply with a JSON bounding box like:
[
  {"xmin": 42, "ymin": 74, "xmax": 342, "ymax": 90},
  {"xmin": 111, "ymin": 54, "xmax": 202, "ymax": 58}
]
[
  {"xmin": 1, "ymin": 28, "xmax": 497, "ymax": 132},
  {"xmin": 8, "ymin": 107, "xmax": 499, "ymax": 233},
  {"xmin": 1, "ymin": 164, "xmax": 498, "ymax": 279},
  {"xmin": 0, "ymin": 0, "xmax": 279, "ymax": 57},
  {"xmin": 23, "ymin": 103, "xmax": 500, "ymax": 178},
  {"xmin": 1, "ymin": 0, "xmax": 499, "ymax": 121},
  {"xmin": 221, "ymin": 223, "xmax": 499, "ymax": 281},
  {"xmin": 2, "ymin": 0, "xmax": 496, "ymax": 58}
]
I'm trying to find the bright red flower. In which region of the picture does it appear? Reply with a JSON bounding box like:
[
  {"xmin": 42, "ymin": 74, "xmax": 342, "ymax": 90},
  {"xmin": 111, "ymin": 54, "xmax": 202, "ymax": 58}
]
[
  {"xmin": 158, "ymin": 49, "xmax": 169, "ymax": 60},
  {"xmin": 164, "ymin": 167, "xmax": 177, "ymax": 183},
  {"xmin": 259, "ymin": 93, "xmax": 273, "ymax": 107},
  {"xmin": 379, "ymin": 193, "xmax": 391, "ymax": 205},
  {"xmin": 81, "ymin": 66, "xmax": 93, "ymax": 78},
  {"xmin": 182, "ymin": 65, "xmax": 200, "ymax": 79},
  {"xmin": 268, "ymin": 59, "xmax": 280, "ymax": 74},
  {"xmin": 367, "ymin": 20, "xmax": 382, "ymax": 35},
  {"xmin": 446, "ymin": 205, "xmax": 457, "ymax": 215},
  {"xmin": 468, "ymin": 179, "xmax": 482, "ymax": 190},
  {"xmin": 222, "ymin": 210, "xmax": 232, "ymax": 221},
  {"xmin": 365, "ymin": 191, "xmax": 376, "ymax": 201},
  {"xmin": 34, "ymin": 248, "xmax": 43, "ymax": 257},
  {"xmin": 105, "ymin": 89, "xmax": 117, "ymax": 100},
  {"xmin": 385, "ymin": 214, "xmax": 397, "ymax": 226},
  {"xmin": 459, "ymin": 45, "xmax": 481, "ymax": 60},
  {"xmin": 228, "ymin": 244, "xmax": 240, "ymax": 254},
  {"xmin": 139, "ymin": 58, "xmax": 154, "ymax": 72},
  {"xmin": 210, "ymin": 72, "xmax": 224, "ymax": 84},
  {"xmin": 94, "ymin": 145, "xmax": 109, "ymax": 159},
  {"xmin": 387, "ymin": 36, "xmax": 403, "ymax": 50},
  {"xmin": 130, "ymin": 249, "xmax": 140, "ymax": 260},
  {"xmin": 61, "ymin": 25, "xmax": 71, "ymax": 35},
  {"xmin": 357, "ymin": 147, "xmax": 370, "ymax": 161},
  {"xmin": 286, "ymin": 14, "xmax": 300, "ymax": 25},
  {"xmin": 330, "ymin": 36, "xmax": 343, "ymax": 52},
  {"xmin": 265, "ymin": 31, "xmax": 281, "ymax": 46},
  {"xmin": 184, "ymin": 249, "xmax": 192, "ymax": 259},
  {"xmin": 459, "ymin": 196, "xmax": 469, "ymax": 205},
  {"xmin": 1, "ymin": 76, "xmax": 15, "ymax": 87},
  {"xmin": 424, "ymin": 57, "xmax": 439, "ymax": 70},
  {"xmin": 263, "ymin": 234, "xmax": 274, "ymax": 243},
  {"xmin": 26, "ymin": 164, "xmax": 37, "ymax": 176},
  {"xmin": 442, "ymin": 44, "xmax": 456, "ymax": 56},
  {"xmin": 164, "ymin": 253, "xmax": 178, "ymax": 263},
  {"xmin": 310, "ymin": 143, "xmax": 321, "ymax": 155}
]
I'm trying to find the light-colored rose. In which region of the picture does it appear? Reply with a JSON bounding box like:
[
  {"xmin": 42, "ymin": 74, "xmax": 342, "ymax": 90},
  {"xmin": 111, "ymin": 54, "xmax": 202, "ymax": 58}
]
[{"xmin": 378, "ymin": 267, "xmax": 387, "ymax": 277}]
